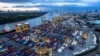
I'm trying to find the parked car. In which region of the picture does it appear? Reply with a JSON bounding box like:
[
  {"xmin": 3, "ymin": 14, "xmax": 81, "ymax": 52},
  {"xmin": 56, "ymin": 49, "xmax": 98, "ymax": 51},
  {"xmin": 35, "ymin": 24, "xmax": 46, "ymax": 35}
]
[
  {"xmin": 9, "ymin": 46, "xmax": 17, "ymax": 52},
  {"xmin": 16, "ymin": 50, "xmax": 23, "ymax": 55},
  {"xmin": 3, "ymin": 49, "xmax": 10, "ymax": 56},
  {"xmin": 25, "ymin": 41, "xmax": 35, "ymax": 47},
  {"xmin": 15, "ymin": 38, "xmax": 21, "ymax": 42},
  {"xmin": 18, "ymin": 52, "xmax": 25, "ymax": 56},
  {"xmin": 4, "ymin": 43, "xmax": 13, "ymax": 48},
  {"xmin": 19, "ymin": 39, "xmax": 28, "ymax": 45},
  {"xmin": 24, "ymin": 48, "xmax": 33, "ymax": 55}
]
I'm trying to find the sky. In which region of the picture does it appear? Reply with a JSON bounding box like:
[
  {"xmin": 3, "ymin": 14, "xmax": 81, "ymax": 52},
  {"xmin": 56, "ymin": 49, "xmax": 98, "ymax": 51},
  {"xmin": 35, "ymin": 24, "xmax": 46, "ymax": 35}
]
[{"xmin": 0, "ymin": 0, "xmax": 100, "ymax": 11}]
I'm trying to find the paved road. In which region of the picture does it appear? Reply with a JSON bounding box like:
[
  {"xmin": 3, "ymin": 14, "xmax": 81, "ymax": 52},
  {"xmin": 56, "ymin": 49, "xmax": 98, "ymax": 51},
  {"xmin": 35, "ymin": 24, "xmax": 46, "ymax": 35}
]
[
  {"xmin": 95, "ymin": 31, "xmax": 100, "ymax": 50},
  {"xmin": 85, "ymin": 31, "xmax": 100, "ymax": 56}
]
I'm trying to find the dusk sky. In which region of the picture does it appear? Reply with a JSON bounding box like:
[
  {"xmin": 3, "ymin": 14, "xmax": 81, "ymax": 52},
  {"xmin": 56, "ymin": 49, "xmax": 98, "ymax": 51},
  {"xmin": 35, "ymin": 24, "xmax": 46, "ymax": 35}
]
[{"xmin": 0, "ymin": 0, "xmax": 100, "ymax": 11}]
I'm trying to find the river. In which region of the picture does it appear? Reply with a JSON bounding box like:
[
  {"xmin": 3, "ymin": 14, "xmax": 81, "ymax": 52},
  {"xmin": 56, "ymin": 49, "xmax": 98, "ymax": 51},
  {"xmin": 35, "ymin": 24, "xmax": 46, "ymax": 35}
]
[{"xmin": 0, "ymin": 12, "xmax": 59, "ymax": 31}]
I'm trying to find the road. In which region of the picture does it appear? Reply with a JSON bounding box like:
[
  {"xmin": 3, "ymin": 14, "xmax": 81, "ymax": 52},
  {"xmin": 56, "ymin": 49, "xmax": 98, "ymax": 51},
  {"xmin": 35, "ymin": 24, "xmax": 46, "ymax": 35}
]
[{"xmin": 85, "ymin": 31, "xmax": 100, "ymax": 56}]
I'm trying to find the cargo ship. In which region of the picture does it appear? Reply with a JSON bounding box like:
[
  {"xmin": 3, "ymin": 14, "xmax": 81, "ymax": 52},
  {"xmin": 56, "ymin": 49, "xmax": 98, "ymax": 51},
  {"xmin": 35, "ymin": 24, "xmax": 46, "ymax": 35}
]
[
  {"xmin": 0, "ymin": 22, "xmax": 30, "ymax": 35},
  {"xmin": 0, "ymin": 24, "xmax": 15, "ymax": 35},
  {"xmin": 0, "ymin": 30, "xmax": 15, "ymax": 35}
]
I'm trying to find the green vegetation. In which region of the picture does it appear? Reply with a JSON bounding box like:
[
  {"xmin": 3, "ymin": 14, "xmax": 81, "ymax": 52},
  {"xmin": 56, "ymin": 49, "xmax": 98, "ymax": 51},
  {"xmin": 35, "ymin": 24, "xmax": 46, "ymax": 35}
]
[{"xmin": 0, "ymin": 12, "xmax": 47, "ymax": 25}]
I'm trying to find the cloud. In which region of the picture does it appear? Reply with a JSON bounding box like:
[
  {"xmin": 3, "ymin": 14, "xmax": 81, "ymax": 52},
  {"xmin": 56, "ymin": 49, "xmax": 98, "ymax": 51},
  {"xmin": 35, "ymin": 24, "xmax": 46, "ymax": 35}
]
[
  {"xmin": 81, "ymin": 0, "xmax": 100, "ymax": 2},
  {"xmin": 32, "ymin": 3, "xmax": 88, "ymax": 7},
  {"xmin": 0, "ymin": 0, "xmax": 79, "ymax": 3},
  {"xmin": 32, "ymin": 0, "xmax": 79, "ymax": 3},
  {"xmin": 0, "ymin": 0, "xmax": 100, "ymax": 7},
  {"xmin": 0, "ymin": 7, "xmax": 40, "ymax": 11},
  {"xmin": 0, "ymin": 2, "xmax": 34, "ymax": 7},
  {"xmin": 0, "ymin": 0, "xmax": 100, "ymax": 3},
  {"xmin": 0, "ymin": 2, "xmax": 96, "ymax": 8},
  {"xmin": 0, "ymin": 2, "xmax": 40, "ymax": 11},
  {"xmin": 0, "ymin": 0, "xmax": 33, "ymax": 3},
  {"xmin": 0, "ymin": 0, "xmax": 100, "ymax": 11}
]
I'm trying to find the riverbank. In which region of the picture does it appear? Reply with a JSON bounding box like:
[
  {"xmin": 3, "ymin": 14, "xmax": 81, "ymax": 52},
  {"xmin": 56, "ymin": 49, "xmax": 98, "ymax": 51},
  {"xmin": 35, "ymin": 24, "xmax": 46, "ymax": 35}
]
[{"xmin": 0, "ymin": 12, "xmax": 47, "ymax": 25}]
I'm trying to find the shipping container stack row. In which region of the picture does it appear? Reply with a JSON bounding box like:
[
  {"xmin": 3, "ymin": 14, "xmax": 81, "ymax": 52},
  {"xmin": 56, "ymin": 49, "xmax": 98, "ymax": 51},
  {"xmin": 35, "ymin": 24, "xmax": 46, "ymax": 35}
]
[
  {"xmin": 0, "ymin": 40, "xmax": 16, "ymax": 56},
  {"xmin": 7, "ymin": 29, "xmax": 53, "ymax": 56},
  {"xmin": 33, "ymin": 16, "xmax": 87, "ymax": 54},
  {"xmin": 30, "ymin": 17, "xmax": 88, "ymax": 53},
  {"xmin": 6, "ymin": 33, "xmax": 51, "ymax": 55},
  {"xmin": 4, "ymin": 16, "xmax": 89, "ymax": 56}
]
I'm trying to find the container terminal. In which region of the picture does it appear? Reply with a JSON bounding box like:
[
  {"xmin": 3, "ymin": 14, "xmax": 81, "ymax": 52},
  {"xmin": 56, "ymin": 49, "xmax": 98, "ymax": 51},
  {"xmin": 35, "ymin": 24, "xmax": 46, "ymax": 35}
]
[{"xmin": 0, "ymin": 11, "xmax": 100, "ymax": 56}]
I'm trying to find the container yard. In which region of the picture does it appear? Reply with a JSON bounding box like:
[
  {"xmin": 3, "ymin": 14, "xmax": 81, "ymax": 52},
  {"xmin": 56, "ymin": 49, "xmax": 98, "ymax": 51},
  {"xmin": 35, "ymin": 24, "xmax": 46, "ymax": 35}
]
[{"xmin": 0, "ymin": 12, "xmax": 99, "ymax": 56}]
